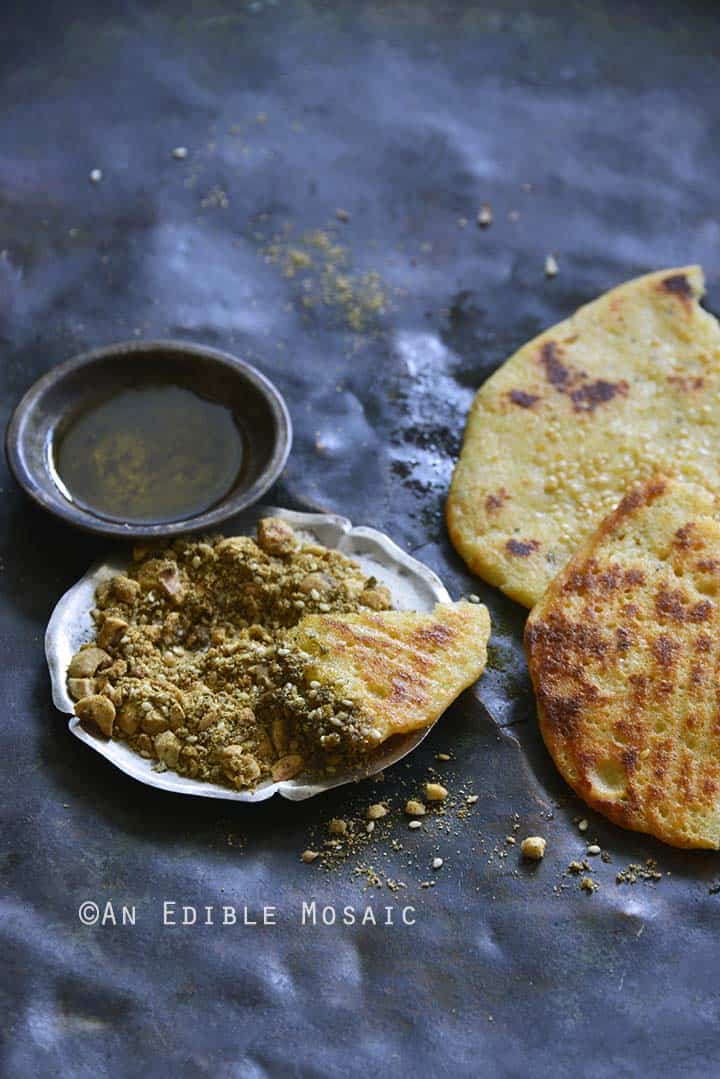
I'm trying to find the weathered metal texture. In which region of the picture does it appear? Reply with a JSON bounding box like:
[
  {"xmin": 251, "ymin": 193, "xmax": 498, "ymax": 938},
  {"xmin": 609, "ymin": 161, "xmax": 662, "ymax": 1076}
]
[{"xmin": 2, "ymin": 2, "xmax": 719, "ymax": 1075}]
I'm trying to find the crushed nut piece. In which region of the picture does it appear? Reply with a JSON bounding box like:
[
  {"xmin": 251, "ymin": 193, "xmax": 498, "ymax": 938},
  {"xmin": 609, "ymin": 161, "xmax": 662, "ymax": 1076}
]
[
  {"xmin": 301, "ymin": 850, "xmax": 320, "ymax": 863},
  {"xmin": 520, "ymin": 836, "xmax": 546, "ymax": 860},
  {"xmin": 405, "ymin": 799, "xmax": 427, "ymax": 817},
  {"xmin": 367, "ymin": 803, "xmax": 388, "ymax": 820},
  {"xmin": 424, "ymin": 782, "xmax": 448, "ymax": 802}
]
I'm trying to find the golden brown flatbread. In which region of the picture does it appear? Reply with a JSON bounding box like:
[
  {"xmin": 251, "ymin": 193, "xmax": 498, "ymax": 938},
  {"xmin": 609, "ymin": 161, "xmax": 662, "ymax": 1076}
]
[
  {"xmin": 448, "ymin": 266, "xmax": 720, "ymax": 607},
  {"xmin": 526, "ymin": 475, "xmax": 720, "ymax": 849},
  {"xmin": 290, "ymin": 600, "xmax": 490, "ymax": 746}
]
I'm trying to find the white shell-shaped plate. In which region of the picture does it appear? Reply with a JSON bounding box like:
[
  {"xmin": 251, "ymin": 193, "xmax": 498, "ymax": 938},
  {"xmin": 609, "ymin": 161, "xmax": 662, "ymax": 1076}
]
[{"xmin": 46, "ymin": 506, "xmax": 451, "ymax": 802}]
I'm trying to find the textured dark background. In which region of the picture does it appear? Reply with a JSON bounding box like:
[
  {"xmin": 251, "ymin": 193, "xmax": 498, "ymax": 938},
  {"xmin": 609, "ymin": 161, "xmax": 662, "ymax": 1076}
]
[{"xmin": 3, "ymin": 2, "xmax": 720, "ymax": 1076}]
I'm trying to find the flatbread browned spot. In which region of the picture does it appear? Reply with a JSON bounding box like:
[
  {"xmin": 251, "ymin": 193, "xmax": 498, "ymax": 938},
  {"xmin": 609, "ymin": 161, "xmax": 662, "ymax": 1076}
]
[
  {"xmin": 447, "ymin": 265, "xmax": 720, "ymax": 607},
  {"xmin": 526, "ymin": 475, "xmax": 720, "ymax": 849}
]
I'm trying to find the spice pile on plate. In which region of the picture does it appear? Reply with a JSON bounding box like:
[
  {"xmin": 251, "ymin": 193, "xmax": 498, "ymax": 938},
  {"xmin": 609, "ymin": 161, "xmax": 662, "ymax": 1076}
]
[
  {"xmin": 67, "ymin": 517, "xmax": 490, "ymax": 792},
  {"xmin": 67, "ymin": 518, "xmax": 393, "ymax": 790}
]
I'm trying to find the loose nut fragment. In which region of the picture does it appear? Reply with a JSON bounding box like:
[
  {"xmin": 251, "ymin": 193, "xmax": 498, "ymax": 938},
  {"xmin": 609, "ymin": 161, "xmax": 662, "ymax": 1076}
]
[
  {"xmin": 111, "ymin": 575, "xmax": 141, "ymax": 604},
  {"xmin": 520, "ymin": 836, "xmax": 546, "ymax": 861},
  {"xmin": 257, "ymin": 517, "xmax": 298, "ymax": 556},
  {"xmin": 141, "ymin": 710, "xmax": 170, "ymax": 736},
  {"xmin": 405, "ymin": 799, "xmax": 426, "ymax": 817},
  {"xmin": 299, "ymin": 571, "xmax": 332, "ymax": 595},
  {"xmin": 68, "ymin": 677, "xmax": 96, "ymax": 701},
  {"xmin": 154, "ymin": 730, "xmax": 181, "ymax": 768},
  {"xmin": 367, "ymin": 803, "xmax": 388, "ymax": 820},
  {"xmin": 157, "ymin": 564, "xmax": 184, "ymax": 602},
  {"xmin": 301, "ymin": 850, "xmax": 320, "ymax": 863},
  {"xmin": 218, "ymin": 746, "xmax": 262, "ymax": 787},
  {"xmin": 117, "ymin": 704, "xmax": 141, "ymax": 736},
  {"xmin": 328, "ymin": 818, "xmax": 347, "ymax": 835},
  {"xmin": 359, "ymin": 584, "xmax": 392, "ymax": 610},
  {"xmin": 75, "ymin": 694, "xmax": 116, "ymax": 737},
  {"xmin": 271, "ymin": 754, "xmax": 304, "ymax": 782},
  {"xmin": 97, "ymin": 616, "xmax": 128, "ymax": 650},
  {"xmin": 424, "ymin": 782, "xmax": 448, "ymax": 802},
  {"xmin": 68, "ymin": 646, "xmax": 112, "ymax": 679}
]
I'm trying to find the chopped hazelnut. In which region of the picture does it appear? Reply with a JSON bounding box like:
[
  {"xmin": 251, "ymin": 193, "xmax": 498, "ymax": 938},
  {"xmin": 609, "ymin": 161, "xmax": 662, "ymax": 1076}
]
[
  {"xmin": 367, "ymin": 803, "xmax": 388, "ymax": 820},
  {"xmin": 520, "ymin": 836, "xmax": 546, "ymax": 861},
  {"xmin": 424, "ymin": 782, "xmax": 447, "ymax": 802},
  {"xmin": 328, "ymin": 818, "xmax": 347, "ymax": 835},
  {"xmin": 405, "ymin": 799, "xmax": 426, "ymax": 817},
  {"xmin": 257, "ymin": 517, "xmax": 298, "ymax": 556},
  {"xmin": 301, "ymin": 850, "xmax": 320, "ymax": 863},
  {"xmin": 75, "ymin": 694, "xmax": 116, "ymax": 737}
]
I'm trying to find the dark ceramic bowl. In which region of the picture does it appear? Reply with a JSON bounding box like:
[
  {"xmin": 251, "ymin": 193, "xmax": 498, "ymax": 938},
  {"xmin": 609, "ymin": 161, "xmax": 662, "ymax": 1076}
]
[{"xmin": 5, "ymin": 340, "xmax": 292, "ymax": 538}]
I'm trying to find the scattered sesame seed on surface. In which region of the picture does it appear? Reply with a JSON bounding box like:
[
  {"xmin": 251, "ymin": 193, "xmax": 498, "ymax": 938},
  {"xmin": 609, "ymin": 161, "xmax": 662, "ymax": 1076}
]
[
  {"xmin": 544, "ymin": 253, "xmax": 559, "ymax": 277},
  {"xmin": 477, "ymin": 203, "xmax": 493, "ymax": 228},
  {"xmin": 89, "ymin": 168, "xmax": 102, "ymax": 183}
]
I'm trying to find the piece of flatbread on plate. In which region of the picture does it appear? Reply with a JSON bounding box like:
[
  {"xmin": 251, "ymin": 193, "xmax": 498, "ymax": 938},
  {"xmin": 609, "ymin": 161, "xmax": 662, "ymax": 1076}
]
[
  {"xmin": 447, "ymin": 265, "xmax": 720, "ymax": 607},
  {"xmin": 290, "ymin": 600, "xmax": 490, "ymax": 748}
]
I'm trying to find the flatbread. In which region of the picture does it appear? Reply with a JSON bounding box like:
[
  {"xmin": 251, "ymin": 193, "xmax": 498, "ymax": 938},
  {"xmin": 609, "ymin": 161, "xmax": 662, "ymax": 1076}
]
[
  {"xmin": 289, "ymin": 600, "xmax": 490, "ymax": 746},
  {"xmin": 526, "ymin": 475, "xmax": 720, "ymax": 849},
  {"xmin": 447, "ymin": 265, "xmax": 720, "ymax": 608}
]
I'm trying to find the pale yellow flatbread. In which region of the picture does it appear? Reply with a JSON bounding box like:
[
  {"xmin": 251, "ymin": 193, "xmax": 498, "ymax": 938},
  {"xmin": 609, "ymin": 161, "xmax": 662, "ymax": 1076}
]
[
  {"xmin": 447, "ymin": 266, "xmax": 720, "ymax": 607},
  {"xmin": 526, "ymin": 475, "xmax": 720, "ymax": 849},
  {"xmin": 290, "ymin": 600, "xmax": 490, "ymax": 746}
]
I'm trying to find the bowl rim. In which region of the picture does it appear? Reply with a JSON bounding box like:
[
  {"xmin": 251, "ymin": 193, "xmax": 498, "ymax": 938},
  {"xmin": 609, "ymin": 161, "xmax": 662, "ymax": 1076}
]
[{"xmin": 4, "ymin": 338, "xmax": 293, "ymax": 538}]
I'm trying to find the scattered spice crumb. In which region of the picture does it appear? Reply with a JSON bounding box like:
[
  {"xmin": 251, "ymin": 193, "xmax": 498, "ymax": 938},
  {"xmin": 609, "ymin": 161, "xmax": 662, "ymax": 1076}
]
[
  {"xmin": 616, "ymin": 860, "xmax": 662, "ymax": 885},
  {"xmin": 581, "ymin": 876, "xmax": 598, "ymax": 894}
]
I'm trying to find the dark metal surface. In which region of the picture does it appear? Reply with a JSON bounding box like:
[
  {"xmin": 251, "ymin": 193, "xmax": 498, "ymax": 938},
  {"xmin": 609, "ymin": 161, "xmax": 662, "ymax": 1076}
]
[{"xmin": 2, "ymin": 2, "xmax": 720, "ymax": 1076}]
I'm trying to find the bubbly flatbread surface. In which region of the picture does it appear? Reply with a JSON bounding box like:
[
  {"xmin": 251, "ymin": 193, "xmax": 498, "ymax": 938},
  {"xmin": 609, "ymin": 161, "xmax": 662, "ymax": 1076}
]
[
  {"xmin": 290, "ymin": 600, "xmax": 490, "ymax": 745},
  {"xmin": 526, "ymin": 475, "xmax": 720, "ymax": 849},
  {"xmin": 447, "ymin": 265, "xmax": 720, "ymax": 607}
]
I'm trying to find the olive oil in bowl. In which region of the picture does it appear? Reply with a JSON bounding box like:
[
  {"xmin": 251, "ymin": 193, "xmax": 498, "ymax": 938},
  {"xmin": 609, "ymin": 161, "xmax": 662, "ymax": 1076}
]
[{"xmin": 53, "ymin": 383, "xmax": 246, "ymax": 525}]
